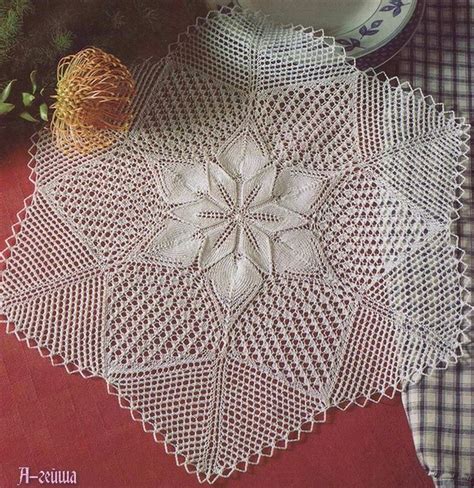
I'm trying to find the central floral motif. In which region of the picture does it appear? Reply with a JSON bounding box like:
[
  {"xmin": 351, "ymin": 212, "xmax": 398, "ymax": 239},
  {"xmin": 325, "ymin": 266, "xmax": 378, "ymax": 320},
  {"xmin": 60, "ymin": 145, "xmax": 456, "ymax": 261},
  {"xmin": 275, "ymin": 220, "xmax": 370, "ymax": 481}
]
[{"xmin": 151, "ymin": 132, "xmax": 325, "ymax": 306}]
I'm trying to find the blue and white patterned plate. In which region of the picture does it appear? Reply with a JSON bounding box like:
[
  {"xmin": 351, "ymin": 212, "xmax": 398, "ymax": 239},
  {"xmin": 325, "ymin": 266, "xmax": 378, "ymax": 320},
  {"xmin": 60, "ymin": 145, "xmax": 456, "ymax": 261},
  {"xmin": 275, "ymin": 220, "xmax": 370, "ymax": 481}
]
[{"xmin": 206, "ymin": 0, "xmax": 425, "ymax": 68}]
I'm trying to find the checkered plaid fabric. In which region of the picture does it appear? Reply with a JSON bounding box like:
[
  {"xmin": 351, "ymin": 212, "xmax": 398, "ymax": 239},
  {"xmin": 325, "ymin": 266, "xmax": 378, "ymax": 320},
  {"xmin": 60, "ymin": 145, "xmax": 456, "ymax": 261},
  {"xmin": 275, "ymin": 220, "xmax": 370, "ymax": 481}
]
[{"xmin": 396, "ymin": 1, "xmax": 473, "ymax": 487}]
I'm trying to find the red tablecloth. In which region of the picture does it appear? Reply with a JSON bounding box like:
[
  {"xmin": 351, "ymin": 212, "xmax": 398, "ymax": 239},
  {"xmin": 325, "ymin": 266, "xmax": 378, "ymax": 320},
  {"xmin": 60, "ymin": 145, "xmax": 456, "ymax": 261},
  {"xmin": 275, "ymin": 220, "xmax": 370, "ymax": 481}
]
[{"xmin": 0, "ymin": 142, "xmax": 433, "ymax": 487}]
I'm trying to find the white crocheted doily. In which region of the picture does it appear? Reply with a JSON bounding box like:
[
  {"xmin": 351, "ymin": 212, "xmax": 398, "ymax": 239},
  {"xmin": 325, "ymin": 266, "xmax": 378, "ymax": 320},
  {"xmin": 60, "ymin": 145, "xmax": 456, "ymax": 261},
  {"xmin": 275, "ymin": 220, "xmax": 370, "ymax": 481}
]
[{"xmin": 0, "ymin": 8, "xmax": 471, "ymax": 484}]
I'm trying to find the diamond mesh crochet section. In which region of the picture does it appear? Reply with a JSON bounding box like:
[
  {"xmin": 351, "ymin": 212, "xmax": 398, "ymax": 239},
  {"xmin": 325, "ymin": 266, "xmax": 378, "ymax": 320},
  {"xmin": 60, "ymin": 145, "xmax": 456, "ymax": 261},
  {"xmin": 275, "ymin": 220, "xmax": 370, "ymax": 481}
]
[{"xmin": 0, "ymin": 8, "xmax": 470, "ymax": 484}]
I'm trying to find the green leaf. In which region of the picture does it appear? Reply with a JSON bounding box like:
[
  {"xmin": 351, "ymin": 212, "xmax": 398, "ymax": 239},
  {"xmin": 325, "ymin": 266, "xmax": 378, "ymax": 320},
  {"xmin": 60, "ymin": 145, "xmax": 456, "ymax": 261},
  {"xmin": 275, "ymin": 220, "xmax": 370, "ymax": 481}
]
[
  {"xmin": 19, "ymin": 111, "xmax": 38, "ymax": 122},
  {"xmin": 0, "ymin": 80, "xmax": 16, "ymax": 103},
  {"xmin": 30, "ymin": 70, "xmax": 37, "ymax": 94},
  {"xmin": 0, "ymin": 102, "xmax": 15, "ymax": 114},
  {"xmin": 39, "ymin": 103, "xmax": 48, "ymax": 121},
  {"xmin": 22, "ymin": 92, "xmax": 35, "ymax": 107}
]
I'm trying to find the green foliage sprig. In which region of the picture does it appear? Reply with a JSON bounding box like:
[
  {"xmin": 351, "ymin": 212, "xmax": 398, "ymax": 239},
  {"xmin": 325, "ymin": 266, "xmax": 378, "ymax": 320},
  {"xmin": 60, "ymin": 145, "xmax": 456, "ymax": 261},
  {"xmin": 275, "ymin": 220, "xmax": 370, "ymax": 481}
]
[
  {"xmin": 0, "ymin": 0, "xmax": 201, "ymax": 86},
  {"xmin": 0, "ymin": 0, "xmax": 203, "ymax": 149},
  {"xmin": 0, "ymin": 0, "xmax": 33, "ymax": 65},
  {"xmin": 0, "ymin": 70, "xmax": 49, "ymax": 122}
]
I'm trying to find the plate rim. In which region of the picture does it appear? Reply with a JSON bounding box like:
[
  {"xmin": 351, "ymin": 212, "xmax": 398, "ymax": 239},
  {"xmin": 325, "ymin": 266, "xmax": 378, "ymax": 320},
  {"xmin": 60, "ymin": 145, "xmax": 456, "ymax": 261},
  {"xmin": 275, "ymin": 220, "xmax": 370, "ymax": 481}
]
[{"xmin": 334, "ymin": 0, "xmax": 418, "ymax": 57}]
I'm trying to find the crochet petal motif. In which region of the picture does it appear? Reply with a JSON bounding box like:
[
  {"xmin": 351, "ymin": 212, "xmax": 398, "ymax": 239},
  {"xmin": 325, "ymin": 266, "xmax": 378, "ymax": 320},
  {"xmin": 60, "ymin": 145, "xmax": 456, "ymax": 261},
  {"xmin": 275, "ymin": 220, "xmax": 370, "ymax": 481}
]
[{"xmin": 0, "ymin": 7, "xmax": 470, "ymax": 484}]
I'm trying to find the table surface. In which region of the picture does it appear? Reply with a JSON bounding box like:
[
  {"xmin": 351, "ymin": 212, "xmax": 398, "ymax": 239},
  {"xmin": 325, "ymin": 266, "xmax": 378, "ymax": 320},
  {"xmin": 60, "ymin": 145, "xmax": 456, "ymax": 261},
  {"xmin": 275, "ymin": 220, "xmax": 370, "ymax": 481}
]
[{"xmin": 0, "ymin": 5, "xmax": 434, "ymax": 488}]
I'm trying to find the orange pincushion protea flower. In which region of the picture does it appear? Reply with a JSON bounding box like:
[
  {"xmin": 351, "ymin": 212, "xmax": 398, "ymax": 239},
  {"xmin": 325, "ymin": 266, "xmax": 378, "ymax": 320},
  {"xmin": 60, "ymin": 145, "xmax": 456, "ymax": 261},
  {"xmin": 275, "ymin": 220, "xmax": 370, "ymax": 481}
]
[{"xmin": 51, "ymin": 47, "xmax": 136, "ymax": 154}]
